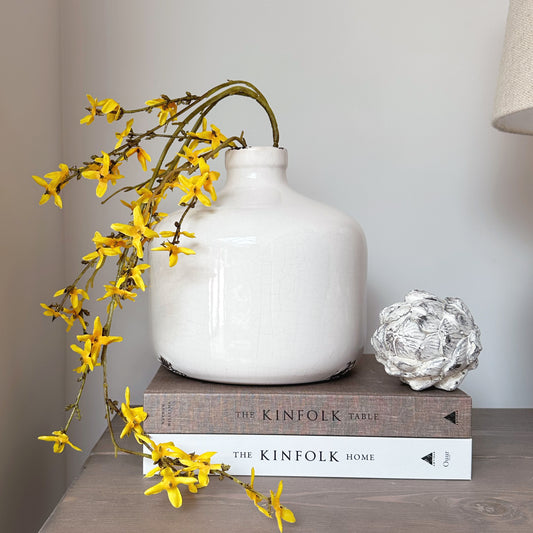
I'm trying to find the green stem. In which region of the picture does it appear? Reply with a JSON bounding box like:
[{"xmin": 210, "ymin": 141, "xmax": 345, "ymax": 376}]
[
  {"xmin": 183, "ymin": 84, "xmax": 279, "ymax": 147},
  {"xmin": 147, "ymin": 81, "xmax": 279, "ymax": 190},
  {"xmin": 55, "ymin": 260, "xmax": 95, "ymax": 310},
  {"xmin": 64, "ymin": 372, "xmax": 88, "ymax": 432},
  {"xmin": 213, "ymin": 469, "xmax": 272, "ymax": 506},
  {"xmin": 122, "ymin": 93, "xmax": 201, "ymax": 115},
  {"xmin": 98, "ymin": 247, "xmax": 151, "ymax": 459}
]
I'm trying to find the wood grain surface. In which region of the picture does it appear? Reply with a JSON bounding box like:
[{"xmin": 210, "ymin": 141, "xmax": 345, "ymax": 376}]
[{"xmin": 39, "ymin": 409, "xmax": 533, "ymax": 533}]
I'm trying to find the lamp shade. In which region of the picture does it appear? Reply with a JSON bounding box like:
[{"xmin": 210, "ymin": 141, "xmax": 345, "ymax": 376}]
[{"xmin": 493, "ymin": 0, "xmax": 533, "ymax": 134}]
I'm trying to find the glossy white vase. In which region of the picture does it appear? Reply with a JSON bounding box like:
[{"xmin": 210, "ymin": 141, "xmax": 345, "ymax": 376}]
[{"xmin": 149, "ymin": 146, "xmax": 367, "ymax": 384}]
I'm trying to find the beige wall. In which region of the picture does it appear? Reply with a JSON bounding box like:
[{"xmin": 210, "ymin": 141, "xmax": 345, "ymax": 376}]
[{"xmin": 0, "ymin": 0, "xmax": 66, "ymax": 531}]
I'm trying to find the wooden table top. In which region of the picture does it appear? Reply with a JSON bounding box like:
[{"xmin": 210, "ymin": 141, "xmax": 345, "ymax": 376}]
[{"xmin": 39, "ymin": 409, "xmax": 533, "ymax": 533}]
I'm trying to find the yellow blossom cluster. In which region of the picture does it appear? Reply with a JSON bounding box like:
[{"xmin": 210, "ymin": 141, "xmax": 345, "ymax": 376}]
[
  {"xmin": 80, "ymin": 95, "xmax": 123, "ymax": 125},
  {"xmin": 247, "ymin": 469, "xmax": 296, "ymax": 532},
  {"xmin": 72, "ymin": 316, "xmax": 122, "ymax": 373},
  {"xmin": 32, "ymin": 163, "xmax": 70, "ymax": 208},
  {"xmin": 35, "ymin": 82, "xmax": 292, "ymax": 532},
  {"xmin": 40, "ymin": 284, "xmax": 90, "ymax": 331},
  {"xmin": 82, "ymin": 231, "xmax": 130, "ymax": 269},
  {"xmin": 38, "ymin": 431, "xmax": 81, "ymax": 454},
  {"xmin": 82, "ymin": 151, "xmax": 125, "ymax": 198},
  {"xmin": 146, "ymin": 96, "xmax": 178, "ymax": 125}
]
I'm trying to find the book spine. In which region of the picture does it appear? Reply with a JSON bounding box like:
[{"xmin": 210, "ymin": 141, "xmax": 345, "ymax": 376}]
[
  {"xmin": 143, "ymin": 393, "xmax": 471, "ymax": 438},
  {"xmin": 142, "ymin": 434, "xmax": 472, "ymax": 480}
]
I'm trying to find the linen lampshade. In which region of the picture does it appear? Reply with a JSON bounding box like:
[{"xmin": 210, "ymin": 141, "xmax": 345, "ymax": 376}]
[{"xmin": 493, "ymin": 0, "xmax": 533, "ymax": 134}]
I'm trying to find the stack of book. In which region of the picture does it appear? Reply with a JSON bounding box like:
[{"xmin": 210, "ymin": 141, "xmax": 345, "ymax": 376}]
[{"xmin": 143, "ymin": 354, "xmax": 472, "ymax": 479}]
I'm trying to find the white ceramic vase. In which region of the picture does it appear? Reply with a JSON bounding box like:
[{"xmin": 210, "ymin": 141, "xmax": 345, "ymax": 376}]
[{"xmin": 149, "ymin": 146, "xmax": 367, "ymax": 384}]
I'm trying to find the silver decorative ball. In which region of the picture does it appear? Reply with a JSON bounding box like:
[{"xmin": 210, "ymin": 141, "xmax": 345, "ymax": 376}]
[{"xmin": 371, "ymin": 290, "xmax": 482, "ymax": 391}]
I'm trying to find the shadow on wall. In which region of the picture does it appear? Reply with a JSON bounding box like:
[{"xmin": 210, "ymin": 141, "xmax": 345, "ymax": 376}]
[
  {"xmin": 491, "ymin": 137, "xmax": 533, "ymax": 406},
  {"xmin": 492, "ymin": 137, "xmax": 533, "ymax": 246}
]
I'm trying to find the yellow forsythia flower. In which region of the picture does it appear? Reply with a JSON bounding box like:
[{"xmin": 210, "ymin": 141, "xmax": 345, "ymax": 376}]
[
  {"xmin": 115, "ymin": 118, "xmax": 134, "ymax": 149},
  {"xmin": 145, "ymin": 97, "xmax": 178, "ymax": 125},
  {"xmin": 100, "ymin": 98, "xmax": 122, "ymax": 123},
  {"xmin": 97, "ymin": 282, "xmax": 137, "ymax": 312},
  {"xmin": 120, "ymin": 387, "xmax": 148, "ymax": 439},
  {"xmin": 246, "ymin": 468, "xmax": 272, "ymax": 517},
  {"xmin": 151, "ymin": 241, "xmax": 195, "ymax": 267},
  {"xmin": 82, "ymin": 152, "xmax": 124, "ymax": 198},
  {"xmin": 126, "ymin": 146, "xmax": 151, "ymax": 171},
  {"xmin": 53, "ymin": 287, "xmax": 89, "ymax": 313},
  {"xmin": 117, "ymin": 264, "xmax": 150, "ymax": 292},
  {"xmin": 188, "ymin": 118, "xmax": 230, "ymax": 156},
  {"xmin": 80, "ymin": 94, "xmax": 101, "ymax": 125},
  {"xmin": 177, "ymin": 174, "xmax": 211, "ymax": 206},
  {"xmin": 32, "ymin": 175, "xmax": 62, "ymax": 208},
  {"xmin": 178, "ymin": 451, "xmax": 222, "ymax": 488},
  {"xmin": 77, "ymin": 316, "xmax": 122, "ymax": 358},
  {"xmin": 71, "ymin": 339, "xmax": 100, "ymax": 374},
  {"xmin": 197, "ymin": 157, "xmax": 219, "ymax": 201},
  {"xmin": 270, "ymin": 481, "xmax": 296, "ymax": 533},
  {"xmin": 38, "ymin": 431, "xmax": 81, "ymax": 453},
  {"xmin": 110, "ymin": 205, "xmax": 158, "ymax": 259},
  {"xmin": 144, "ymin": 467, "xmax": 197, "ymax": 508},
  {"xmin": 178, "ymin": 145, "xmax": 209, "ymax": 165}
]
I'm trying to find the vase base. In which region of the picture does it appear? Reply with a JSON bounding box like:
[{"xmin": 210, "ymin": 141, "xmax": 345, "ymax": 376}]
[{"xmin": 157, "ymin": 354, "xmax": 359, "ymax": 386}]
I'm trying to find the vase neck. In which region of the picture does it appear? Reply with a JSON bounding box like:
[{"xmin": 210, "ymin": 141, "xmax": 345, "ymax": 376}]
[{"xmin": 224, "ymin": 147, "xmax": 288, "ymax": 187}]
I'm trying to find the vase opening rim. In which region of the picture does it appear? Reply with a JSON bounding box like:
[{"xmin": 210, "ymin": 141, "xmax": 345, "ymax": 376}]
[{"xmin": 225, "ymin": 146, "xmax": 288, "ymax": 169}]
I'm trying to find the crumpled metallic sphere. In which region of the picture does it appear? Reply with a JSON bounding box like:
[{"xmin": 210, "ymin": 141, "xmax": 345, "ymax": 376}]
[{"xmin": 371, "ymin": 289, "xmax": 482, "ymax": 391}]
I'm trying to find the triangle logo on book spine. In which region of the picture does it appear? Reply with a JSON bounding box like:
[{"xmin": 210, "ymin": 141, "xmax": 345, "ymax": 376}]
[
  {"xmin": 444, "ymin": 411, "xmax": 458, "ymax": 424},
  {"xmin": 422, "ymin": 452, "xmax": 435, "ymax": 466}
]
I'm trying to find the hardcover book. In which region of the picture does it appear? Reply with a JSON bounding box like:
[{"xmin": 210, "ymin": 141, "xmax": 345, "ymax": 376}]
[
  {"xmin": 142, "ymin": 433, "xmax": 472, "ymax": 479},
  {"xmin": 143, "ymin": 354, "xmax": 471, "ymax": 438}
]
